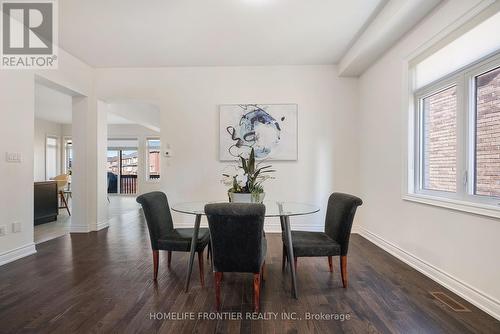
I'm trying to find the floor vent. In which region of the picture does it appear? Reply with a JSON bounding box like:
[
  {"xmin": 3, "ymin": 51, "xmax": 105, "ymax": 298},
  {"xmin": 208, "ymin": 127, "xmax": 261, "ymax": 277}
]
[{"xmin": 431, "ymin": 292, "xmax": 471, "ymax": 312}]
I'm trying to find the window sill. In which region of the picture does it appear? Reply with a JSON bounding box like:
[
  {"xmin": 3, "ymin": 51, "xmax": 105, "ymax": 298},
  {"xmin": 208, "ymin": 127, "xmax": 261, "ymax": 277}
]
[
  {"xmin": 146, "ymin": 179, "xmax": 161, "ymax": 184},
  {"xmin": 403, "ymin": 193, "xmax": 500, "ymax": 219}
]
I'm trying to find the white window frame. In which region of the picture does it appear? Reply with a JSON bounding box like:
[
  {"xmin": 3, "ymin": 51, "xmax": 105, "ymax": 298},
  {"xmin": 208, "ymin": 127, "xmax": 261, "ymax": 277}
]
[
  {"xmin": 414, "ymin": 76, "xmax": 464, "ymax": 200},
  {"xmin": 465, "ymin": 54, "xmax": 500, "ymax": 206},
  {"xmin": 63, "ymin": 136, "xmax": 72, "ymax": 174},
  {"xmin": 145, "ymin": 137, "xmax": 161, "ymax": 182},
  {"xmin": 407, "ymin": 51, "xmax": 500, "ymax": 217},
  {"xmin": 45, "ymin": 134, "xmax": 60, "ymax": 180}
]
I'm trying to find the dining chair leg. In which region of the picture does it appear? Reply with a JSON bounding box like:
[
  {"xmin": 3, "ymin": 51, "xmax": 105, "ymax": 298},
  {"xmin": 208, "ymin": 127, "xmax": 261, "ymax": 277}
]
[
  {"xmin": 282, "ymin": 244, "xmax": 287, "ymax": 272},
  {"xmin": 198, "ymin": 250, "xmax": 205, "ymax": 287},
  {"xmin": 261, "ymin": 262, "xmax": 266, "ymax": 282},
  {"xmin": 167, "ymin": 251, "xmax": 172, "ymax": 268},
  {"xmin": 60, "ymin": 191, "xmax": 71, "ymax": 216},
  {"xmin": 340, "ymin": 255, "xmax": 348, "ymax": 288},
  {"xmin": 253, "ymin": 273, "xmax": 261, "ymax": 313},
  {"xmin": 207, "ymin": 243, "xmax": 211, "ymax": 261},
  {"xmin": 152, "ymin": 250, "xmax": 159, "ymax": 281},
  {"xmin": 214, "ymin": 272, "xmax": 223, "ymax": 311},
  {"xmin": 328, "ymin": 256, "xmax": 333, "ymax": 273}
]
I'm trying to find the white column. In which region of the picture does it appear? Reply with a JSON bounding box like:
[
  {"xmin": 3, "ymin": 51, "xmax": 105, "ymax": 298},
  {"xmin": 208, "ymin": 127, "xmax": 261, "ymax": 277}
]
[
  {"xmin": 71, "ymin": 95, "xmax": 108, "ymax": 232},
  {"xmin": 96, "ymin": 101, "xmax": 109, "ymax": 229}
]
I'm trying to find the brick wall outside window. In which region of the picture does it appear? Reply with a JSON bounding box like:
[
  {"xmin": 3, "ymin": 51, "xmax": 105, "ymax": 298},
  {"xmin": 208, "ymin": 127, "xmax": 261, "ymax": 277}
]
[
  {"xmin": 423, "ymin": 86, "xmax": 457, "ymax": 192},
  {"xmin": 475, "ymin": 67, "xmax": 500, "ymax": 198}
]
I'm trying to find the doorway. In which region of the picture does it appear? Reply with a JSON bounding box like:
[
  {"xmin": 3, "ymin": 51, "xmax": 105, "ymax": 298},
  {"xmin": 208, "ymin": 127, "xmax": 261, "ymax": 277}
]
[
  {"xmin": 107, "ymin": 139, "xmax": 139, "ymax": 195},
  {"xmin": 34, "ymin": 80, "xmax": 75, "ymax": 244}
]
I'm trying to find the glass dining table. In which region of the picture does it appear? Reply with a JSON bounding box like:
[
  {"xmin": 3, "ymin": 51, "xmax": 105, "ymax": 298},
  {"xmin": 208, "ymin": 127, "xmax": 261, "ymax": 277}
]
[{"xmin": 171, "ymin": 200, "xmax": 320, "ymax": 299}]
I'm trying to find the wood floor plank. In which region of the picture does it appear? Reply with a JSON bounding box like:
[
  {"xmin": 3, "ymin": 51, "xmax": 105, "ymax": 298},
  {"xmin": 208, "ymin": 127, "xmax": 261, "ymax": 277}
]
[{"xmin": 0, "ymin": 209, "xmax": 499, "ymax": 334}]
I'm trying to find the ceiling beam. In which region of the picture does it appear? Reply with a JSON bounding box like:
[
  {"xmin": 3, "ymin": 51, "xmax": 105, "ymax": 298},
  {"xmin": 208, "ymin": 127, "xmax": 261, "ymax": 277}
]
[{"xmin": 338, "ymin": 0, "xmax": 442, "ymax": 77}]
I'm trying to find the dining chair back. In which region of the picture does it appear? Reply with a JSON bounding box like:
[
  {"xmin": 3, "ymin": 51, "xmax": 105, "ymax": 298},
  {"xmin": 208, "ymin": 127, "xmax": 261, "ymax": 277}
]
[
  {"xmin": 205, "ymin": 203, "xmax": 266, "ymax": 312},
  {"xmin": 324, "ymin": 192, "xmax": 363, "ymax": 256},
  {"xmin": 51, "ymin": 174, "xmax": 71, "ymax": 216},
  {"xmin": 281, "ymin": 192, "xmax": 362, "ymax": 289},
  {"xmin": 136, "ymin": 191, "xmax": 175, "ymax": 250},
  {"xmin": 52, "ymin": 174, "xmax": 69, "ymax": 191},
  {"xmin": 136, "ymin": 191, "xmax": 210, "ymax": 285}
]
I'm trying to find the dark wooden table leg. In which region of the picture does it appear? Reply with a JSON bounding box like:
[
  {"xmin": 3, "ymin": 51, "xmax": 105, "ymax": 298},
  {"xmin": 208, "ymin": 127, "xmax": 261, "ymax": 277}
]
[
  {"xmin": 281, "ymin": 215, "xmax": 298, "ymax": 299},
  {"xmin": 185, "ymin": 214, "xmax": 201, "ymax": 292}
]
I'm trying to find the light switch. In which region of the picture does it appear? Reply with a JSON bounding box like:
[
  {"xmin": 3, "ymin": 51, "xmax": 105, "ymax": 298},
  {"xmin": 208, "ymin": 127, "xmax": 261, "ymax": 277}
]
[
  {"xmin": 12, "ymin": 222, "xmax": 21, "ymax": 233},
  {"xmin": 5, "ymin": 152, "xmax": 22, "ymax": 163}
]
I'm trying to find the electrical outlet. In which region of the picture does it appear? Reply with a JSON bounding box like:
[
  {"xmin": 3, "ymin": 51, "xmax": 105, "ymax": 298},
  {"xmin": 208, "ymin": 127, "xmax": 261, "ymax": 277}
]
[
  {"xmin": 0, "ymin": 225, "xmax": 6, "ymax": 236},
  {"xmin": 12, "ymin": 222, "xmax": 21, "ymax": 233}
]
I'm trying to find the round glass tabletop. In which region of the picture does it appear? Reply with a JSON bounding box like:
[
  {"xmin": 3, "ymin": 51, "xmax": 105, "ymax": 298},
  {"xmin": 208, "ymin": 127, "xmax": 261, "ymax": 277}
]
[{"xmin": 171, "ymin": 201, "xmax": 320, "ymax": 217}]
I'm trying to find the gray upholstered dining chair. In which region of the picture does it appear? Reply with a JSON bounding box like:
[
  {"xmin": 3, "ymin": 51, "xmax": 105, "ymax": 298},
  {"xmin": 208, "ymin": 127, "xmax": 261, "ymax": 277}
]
[
  {"xmin": 136, "ymin": 191, "xmax": 210, "ymax": 285},
  {"xmin": 282, "ymin": 192, "xmax": 362, "ymax": 288},
  {"xmin": 205, "ymin": 203, "xmax": 266, "ymax": 313}
]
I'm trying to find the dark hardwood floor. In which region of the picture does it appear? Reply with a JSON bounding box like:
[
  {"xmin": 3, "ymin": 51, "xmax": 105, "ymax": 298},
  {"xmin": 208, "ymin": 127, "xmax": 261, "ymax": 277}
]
[{"xmin": 1, "ymin": 210, "xmax": 499, "ymax": 334}]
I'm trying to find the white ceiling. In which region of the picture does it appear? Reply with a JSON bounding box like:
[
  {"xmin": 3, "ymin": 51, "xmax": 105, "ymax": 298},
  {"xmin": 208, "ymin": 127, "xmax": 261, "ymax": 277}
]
[
  {"xmin": 106, "ymin": 112, "xmax": 135, "ymax": 125},
  {"xmin": 35, "ymin": 83, "xmax": 146, "ymax": 125},
  {"xmin": 35, "ymin": 83, "xmax": 72, "ymax": 124},
  {"xmin": 59, "ymin": 0, "xmax": 383, "ymax": 67}
]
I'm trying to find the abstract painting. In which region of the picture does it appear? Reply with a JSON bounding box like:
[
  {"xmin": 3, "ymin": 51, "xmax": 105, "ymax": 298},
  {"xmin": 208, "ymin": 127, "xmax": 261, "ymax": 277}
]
[{"xmin": 219, "ymin": 104, "xmax": 298, "ymax": 161}]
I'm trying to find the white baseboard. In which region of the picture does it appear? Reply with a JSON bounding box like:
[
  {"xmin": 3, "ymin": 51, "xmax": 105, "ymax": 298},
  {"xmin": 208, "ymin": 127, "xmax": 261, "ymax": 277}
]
[
  {"xmin": 70, "ymin": 224, "xmax": 90, "ymax": 233},
  {"xmin": 358, "ymin": 227, "xmax": 500, "ymax": 321},
  {"xmin": 95, "ymin": 221, "xmax": 109, "ymax": 231},
  {"xmin": 0, "ymin": 243, "xmax": 36, "ymax": 266},
  {"xmin": 70, "ymin": 221, "xmax": 110, "ymax": 233}
]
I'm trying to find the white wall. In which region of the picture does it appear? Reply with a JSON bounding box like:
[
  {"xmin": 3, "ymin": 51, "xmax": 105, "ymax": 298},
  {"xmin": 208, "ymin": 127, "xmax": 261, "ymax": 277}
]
[
  {"xmin": 0, "ymin": 72, "xmax": 36, "ymax": 263},
  {"xmin": 34, "ymin": 118, "xmax": 64, "ymax": 181},
  {"xmin": 358, "ymin": 0, "xmax": 500, "ymax": 320},
  {"xmin": 107, "ymin": 124, "xmax": 161, "ymax": 195},
  {"xmin": 62, "ymin": 124, "xmax": 72, "ymax": 137},
  {"xmin": 0, "ymin": 48, "xmax": 102, "ymax": 264},
  {"xmin": 96, "ymin": 65, "xmax": 360, "ymax": 230}
]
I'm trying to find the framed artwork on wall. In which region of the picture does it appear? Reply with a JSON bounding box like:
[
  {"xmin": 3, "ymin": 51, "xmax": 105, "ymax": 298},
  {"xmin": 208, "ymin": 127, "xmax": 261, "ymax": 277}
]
[{"xmin": 219, "ymin": 104, "xmax": 298, "ymax": 161}]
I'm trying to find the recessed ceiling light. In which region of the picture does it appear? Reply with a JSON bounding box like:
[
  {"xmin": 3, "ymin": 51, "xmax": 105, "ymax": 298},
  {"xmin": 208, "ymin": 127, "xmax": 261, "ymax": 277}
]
[{"xmin": 243, "ymin": 0, "xmax": 271, "ymax": 5}]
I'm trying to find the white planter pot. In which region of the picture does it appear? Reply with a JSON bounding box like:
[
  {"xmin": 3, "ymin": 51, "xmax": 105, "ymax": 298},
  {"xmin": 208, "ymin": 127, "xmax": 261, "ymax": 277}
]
[{"xmin": 229, "ymin": 192, "xmax": 265, "ymax": 203}]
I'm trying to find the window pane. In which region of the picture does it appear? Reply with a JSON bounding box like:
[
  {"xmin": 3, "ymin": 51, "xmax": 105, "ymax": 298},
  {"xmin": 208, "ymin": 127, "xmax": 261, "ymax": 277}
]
[
  {"xmin": 422, "ymin": 86, "xmax": 457, "ymax": 192},
  {"xmin": 475, "ymin": 66, "xmax": 500, "ymax": 197},
  {"xmin": 121, "ymin": 150, "xmax": 138, "ymax": 176},
  {"xmin": 64, "ymin": 139, "xmax": 72, "ymax": 172},
  {"xmin": 147, "ymin": 139, "xmax": 160, "ymax": 180},
  {"xmin": 46, "ymin": 137, "xmax": 58, "ymax": 179},
  {"xmin": 107, "ymin": 150, "xmax": 119, "ymax": 194},
  {"xmin": 121, "ymin": 150, "xmax": 138, "ymax": 194}
]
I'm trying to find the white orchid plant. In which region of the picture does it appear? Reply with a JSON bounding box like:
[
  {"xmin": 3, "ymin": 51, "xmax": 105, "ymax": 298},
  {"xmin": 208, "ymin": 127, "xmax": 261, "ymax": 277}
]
[{"xmin": 221, "ymin": 148, "xmax": 275, "ymax": 194}]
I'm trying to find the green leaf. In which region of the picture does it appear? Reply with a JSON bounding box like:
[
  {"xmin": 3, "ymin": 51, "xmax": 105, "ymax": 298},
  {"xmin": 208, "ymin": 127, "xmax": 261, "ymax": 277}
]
[
  {"xmin": 240, "ymin": 156, "xmax": 247, "ymax": 173},
  {"xmin": 255, "ymin": 165, "xmax": 272, "ymax": 174},
  {"xmin": 259, "ymin": 170, "xmax": 276, "ymax": 174},
  {"xmin": 248, "ymin": 148, "xmax": 255, "ymax": 174}
]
